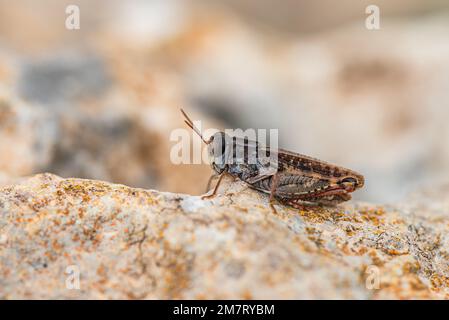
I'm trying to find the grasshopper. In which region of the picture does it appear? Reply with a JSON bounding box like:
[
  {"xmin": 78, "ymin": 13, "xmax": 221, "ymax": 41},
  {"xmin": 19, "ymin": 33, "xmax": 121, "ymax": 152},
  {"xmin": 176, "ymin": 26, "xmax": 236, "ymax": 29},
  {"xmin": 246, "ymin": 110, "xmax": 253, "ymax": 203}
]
[{"xmin": 181, "ymin": 109, "xmax": 364, "ymax": 211}]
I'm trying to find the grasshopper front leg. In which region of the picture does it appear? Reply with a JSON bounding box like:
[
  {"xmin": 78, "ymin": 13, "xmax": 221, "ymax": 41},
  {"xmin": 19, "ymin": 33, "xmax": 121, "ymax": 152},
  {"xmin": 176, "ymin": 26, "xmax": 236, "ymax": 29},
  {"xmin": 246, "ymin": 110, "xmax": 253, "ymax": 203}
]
[
  {"xmin": 205, "ymin": 173, "xmax": 219, "ymax": 193},
  {"xmin": 201, "ymin": 172, "xmax": 226, "ymax": 200}
]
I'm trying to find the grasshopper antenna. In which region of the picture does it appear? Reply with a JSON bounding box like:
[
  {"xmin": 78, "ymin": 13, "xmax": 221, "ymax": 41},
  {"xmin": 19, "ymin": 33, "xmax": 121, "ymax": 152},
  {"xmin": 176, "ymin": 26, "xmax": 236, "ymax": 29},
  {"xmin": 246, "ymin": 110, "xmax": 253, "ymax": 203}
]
[{"xmin": 180, "ymin": 108, "xmax": 210, "ymax": 144}]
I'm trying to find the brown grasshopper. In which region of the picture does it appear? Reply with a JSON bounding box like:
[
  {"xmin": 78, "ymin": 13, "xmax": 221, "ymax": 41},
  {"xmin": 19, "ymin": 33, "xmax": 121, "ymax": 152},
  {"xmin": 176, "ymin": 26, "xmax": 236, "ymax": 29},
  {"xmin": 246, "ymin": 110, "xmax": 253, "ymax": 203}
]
[{"xmin": 181, "ymin": 109, "xmax": 364, "ymax": 211}]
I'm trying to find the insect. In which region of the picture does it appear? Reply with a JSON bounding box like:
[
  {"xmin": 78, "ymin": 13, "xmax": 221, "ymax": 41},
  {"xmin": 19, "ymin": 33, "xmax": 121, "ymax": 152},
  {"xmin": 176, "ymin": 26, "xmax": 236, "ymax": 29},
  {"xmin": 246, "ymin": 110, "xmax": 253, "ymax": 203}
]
[{"xmin": 181, "ymin": 109, "xmax": 364, "ymax": 211}]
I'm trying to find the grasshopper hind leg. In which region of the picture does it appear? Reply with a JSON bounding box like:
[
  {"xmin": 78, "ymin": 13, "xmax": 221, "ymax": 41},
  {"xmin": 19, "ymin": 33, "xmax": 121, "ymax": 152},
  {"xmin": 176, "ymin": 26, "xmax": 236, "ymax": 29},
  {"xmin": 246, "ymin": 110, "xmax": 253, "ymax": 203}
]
[
  {"xmin": 205, "ymin": 173, "xmax": 219, "ymax": 193},
  {"xmin": 285, "ymin": 193, "xmax": 351, "ymax": 210}
]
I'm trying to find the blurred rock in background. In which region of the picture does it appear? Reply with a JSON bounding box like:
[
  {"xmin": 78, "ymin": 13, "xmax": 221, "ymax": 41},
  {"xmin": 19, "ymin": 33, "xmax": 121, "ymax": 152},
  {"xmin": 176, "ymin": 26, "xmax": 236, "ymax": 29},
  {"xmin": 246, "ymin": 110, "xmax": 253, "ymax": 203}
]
[{"xmin": 0, "ymin": 0, "xmax": 448, "ymax": 202}]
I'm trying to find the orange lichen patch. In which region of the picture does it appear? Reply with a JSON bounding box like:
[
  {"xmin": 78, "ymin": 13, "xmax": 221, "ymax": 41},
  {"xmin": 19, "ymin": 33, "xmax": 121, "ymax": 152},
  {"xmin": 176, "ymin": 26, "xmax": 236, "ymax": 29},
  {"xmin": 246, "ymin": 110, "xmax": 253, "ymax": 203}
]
[
  {"xmin": 296, "ymin": 207, "xmax": 335, "ymax": 223},
  {"xmin": 58, "ymin": 208, "xmax": 70, "ymax": 216},
  {"xmin": 51, "ymin": 239, "xmax": 63, "ymax": 251},
  {"xmin": 407, "ymin": 274, "xmax": 429, "ymax": 292},
  {"xmin": 28, "ymin": 197, "xmax": 51, "ymax": 212},
  {"xmin": 142, "ymin": 194, "xmax": 159, "ymax": 206},
  {"xmin": 358, "ymin": 207, "xmax": 386, "ymax": 226},
  {"xmin": 305, "ymin": 226, "xmax": 324, "ymax": 248},
  {"xmin": 402, "ymin": 261, "xmax": 421, "ymax": 274},
  {"xmin": 378, "ymin": 280, "xmax": 433, "ymax": 300},
  {"xmin": 332, "ymin": 211, "xmax": 362, "ymax": 223},
  {"xmin": 383, "ymin": 248, "xmax": 408, "ymax": 256},
  {"xmin": 354, "ymin": 247, "xmax": 368, "ymax": 255},
  {"xmin": 391, "ymin": 218, "xmax": 406, "ymax": 225},
  {"xmin": 59, "ymin": 180, "xmax": 112, "ymax": 198},
  {"xmin": 97, "ymin": 264, "xmax": 107, "ymax": 278},
  {"xmin": 368, "ymin": 249, "xmax": 385, "ymax": 267},
  {"xmin": 430, "ymin": 274, "xmax": 449, "ymax": 291},
  {"xmin": 77, "ymin": 208, "xmax": 85, "ymax": 218},
  {"xmin": 343, "ymin": 224, "xmax": 361, "ymax": 236},
  {"xmin": 94, "ymin": 234, "xmax": 103, "ymax": 242},
  {"xmin": 336, "ymin": 240, "xmax": 355, "ymax": 256},
  {"xmin": 56, "ymin": 179, "xmax": 161, "ymax": 209}
]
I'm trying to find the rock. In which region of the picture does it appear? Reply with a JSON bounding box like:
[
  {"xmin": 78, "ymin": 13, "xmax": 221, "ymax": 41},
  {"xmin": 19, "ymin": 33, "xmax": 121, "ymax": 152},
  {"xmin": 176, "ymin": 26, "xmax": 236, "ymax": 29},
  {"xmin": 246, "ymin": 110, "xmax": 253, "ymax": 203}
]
[{"xmin": 1, "ymin": 173, "xmax": 448, "ymax": 299}]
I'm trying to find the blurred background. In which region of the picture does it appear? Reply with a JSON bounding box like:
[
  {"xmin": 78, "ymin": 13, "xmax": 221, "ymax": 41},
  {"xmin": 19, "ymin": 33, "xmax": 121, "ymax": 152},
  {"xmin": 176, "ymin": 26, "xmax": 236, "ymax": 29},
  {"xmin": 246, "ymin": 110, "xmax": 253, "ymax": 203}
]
[{"xmin": 0, "ymin": 0, "xmax": 449, "ymax": 203}]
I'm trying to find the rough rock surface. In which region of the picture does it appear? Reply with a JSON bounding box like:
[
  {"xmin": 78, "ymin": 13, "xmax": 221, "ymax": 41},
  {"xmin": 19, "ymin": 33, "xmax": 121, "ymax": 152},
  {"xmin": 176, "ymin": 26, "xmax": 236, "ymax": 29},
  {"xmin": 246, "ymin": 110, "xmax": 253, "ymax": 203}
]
[{"xmin": 1, "ymin": 173, "xmax": 448, "ymax": 299}]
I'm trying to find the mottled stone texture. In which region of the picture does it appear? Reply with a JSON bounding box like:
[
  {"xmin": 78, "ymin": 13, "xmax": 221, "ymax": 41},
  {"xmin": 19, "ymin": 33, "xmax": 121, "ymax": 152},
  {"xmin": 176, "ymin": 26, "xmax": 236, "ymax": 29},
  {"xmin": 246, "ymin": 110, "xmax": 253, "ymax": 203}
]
[{"xmin": 0, "ymin": 173, "xmax": 448, "ymax": 299}]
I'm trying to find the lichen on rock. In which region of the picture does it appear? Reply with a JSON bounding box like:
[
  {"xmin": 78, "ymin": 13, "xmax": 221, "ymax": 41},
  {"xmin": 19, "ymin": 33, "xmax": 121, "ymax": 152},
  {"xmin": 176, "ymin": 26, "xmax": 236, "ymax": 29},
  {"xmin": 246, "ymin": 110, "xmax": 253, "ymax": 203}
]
[{"xmin": 0, "ymin": 173, "xmax": 448, "ymax": 299}]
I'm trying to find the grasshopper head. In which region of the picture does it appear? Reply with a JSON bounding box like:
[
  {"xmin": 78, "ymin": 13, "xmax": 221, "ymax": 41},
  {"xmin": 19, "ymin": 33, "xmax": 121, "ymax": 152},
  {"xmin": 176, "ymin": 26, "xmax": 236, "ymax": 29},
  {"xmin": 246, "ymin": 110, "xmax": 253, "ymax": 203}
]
[
  {"xmin": 207, "ymin": 131, "xmax": 230, "ymax": 174},
  {"xmin": 181, "ymin": 108, "xmax": 229, "ymax": 174}
]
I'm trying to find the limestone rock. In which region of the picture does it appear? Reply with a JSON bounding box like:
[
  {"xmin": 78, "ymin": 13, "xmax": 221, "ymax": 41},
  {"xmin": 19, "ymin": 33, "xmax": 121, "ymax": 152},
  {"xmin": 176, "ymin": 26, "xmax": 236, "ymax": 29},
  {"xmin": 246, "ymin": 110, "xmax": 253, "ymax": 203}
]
[{"xmin": 0, "ymin": 173, "xmax": 448, "ymax": 299}]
